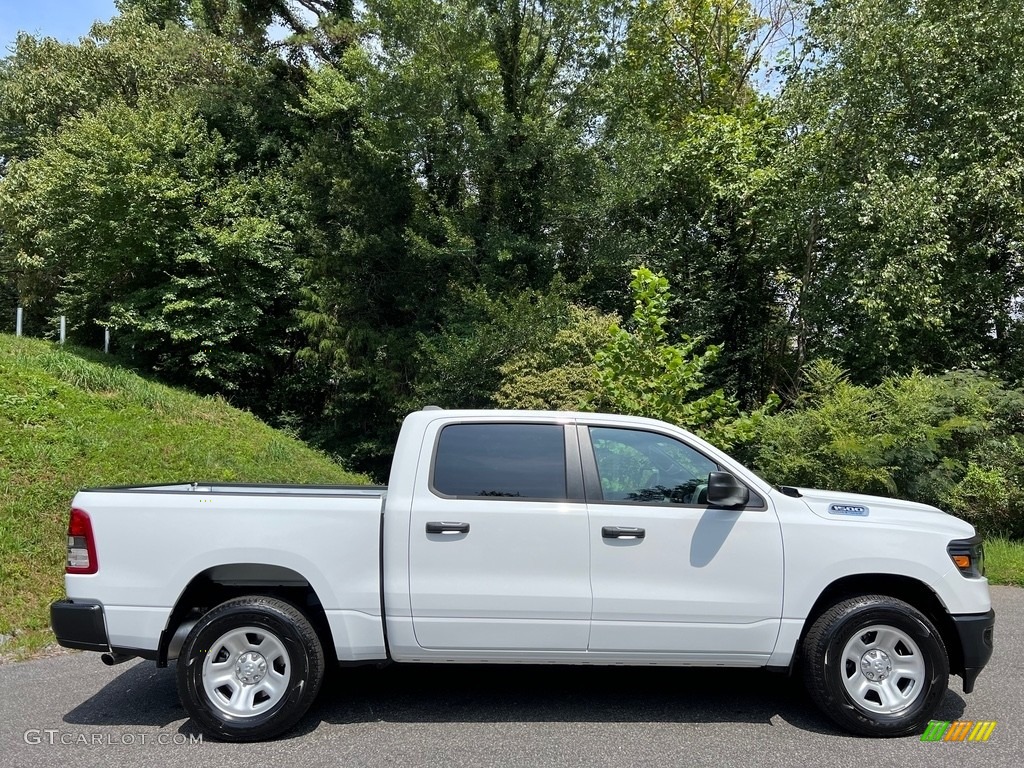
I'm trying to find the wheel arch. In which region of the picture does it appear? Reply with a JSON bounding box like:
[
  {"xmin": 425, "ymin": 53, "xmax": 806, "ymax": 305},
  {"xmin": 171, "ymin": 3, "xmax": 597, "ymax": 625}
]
[
  {"xmin": 798, "ymin": 573, "xmax": 963, "ymax": 677},
  {"xmin": 157, "ymin": 563, "xmax": 335, "ymax": 667}
]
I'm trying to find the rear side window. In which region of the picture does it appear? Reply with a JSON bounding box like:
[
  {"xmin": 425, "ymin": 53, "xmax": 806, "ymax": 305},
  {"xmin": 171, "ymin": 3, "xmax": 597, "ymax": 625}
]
[{"xmin": 432, "ymin": 423, "xmax": 567, "ymax": 499}]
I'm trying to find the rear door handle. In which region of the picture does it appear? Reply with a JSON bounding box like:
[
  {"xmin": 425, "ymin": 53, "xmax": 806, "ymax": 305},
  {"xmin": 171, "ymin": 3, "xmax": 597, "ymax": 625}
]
[
  {"xmin": 602, "ymin": 526, "xmax": 645, "ymax": 539},
  {"xmin": 426, "ymin": 521, "xmax": 470, "ymax": 534}
]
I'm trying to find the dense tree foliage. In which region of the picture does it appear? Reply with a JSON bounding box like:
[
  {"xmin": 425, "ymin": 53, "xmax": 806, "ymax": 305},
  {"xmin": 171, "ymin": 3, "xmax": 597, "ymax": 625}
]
[
  {"xmin": 0, "ymin": 12, "xmax": 305, "ymax": 396},
  {"xmin": 2, "ymin": 0, "xmax": 1024, "ymax": 527},
  {"xmin": 764, "ymin": 0, "xmax": 1024, "ymax": 387}
]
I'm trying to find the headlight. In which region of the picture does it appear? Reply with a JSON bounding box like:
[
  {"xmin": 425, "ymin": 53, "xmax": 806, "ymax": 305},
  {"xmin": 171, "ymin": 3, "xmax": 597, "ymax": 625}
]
[{"xmin": 947, "ymin": 535, "xmax": 985, "ymax": 578}]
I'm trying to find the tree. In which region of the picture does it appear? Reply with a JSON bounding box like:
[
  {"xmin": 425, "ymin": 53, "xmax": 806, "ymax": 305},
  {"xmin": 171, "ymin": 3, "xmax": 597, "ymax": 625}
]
[
  {"xmin": 116, "ymin": 0, "xmax": 357, "ymax": 63},
  {"xmin": 0, "ymin": 100, "xmax": 297, "ymax": 390},
  {"xmin": 593, "ymin": 267, "xmax": 774, "ymax": 449},
  {"xmin": 584, "ymin": 0, "xmax": 797, "ymax": 405},
  {"xmin": 291, "ymin": 0, "xmax": 616, "ymax": 473},
  {"xmin": 752, "ymin": 361, "xmax": 1024, "ymax": 536},
  {"xmin": 0, "ymin": 12, "xmax": 305, "ymax": 396},
  {"xmin": 765, "ymin": 0, "xmax": 1024, "ymax": 384},
  {"xmin": 495, "ymin": 303, "xmax": 616, "ymax": 410},
  {"xmin": 0, "ymin": 11, "xmax": 276, "ymax": 165}
]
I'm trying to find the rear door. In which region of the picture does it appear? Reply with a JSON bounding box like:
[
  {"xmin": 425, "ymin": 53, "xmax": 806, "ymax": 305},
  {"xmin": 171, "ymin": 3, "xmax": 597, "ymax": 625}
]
[
  {"xmin": 408, "ymin": 420, "xmax": 591, "ymax": 651},
  {"xmin": 582, "ymin": 424, "xmax": 784, "ymax": 662}
]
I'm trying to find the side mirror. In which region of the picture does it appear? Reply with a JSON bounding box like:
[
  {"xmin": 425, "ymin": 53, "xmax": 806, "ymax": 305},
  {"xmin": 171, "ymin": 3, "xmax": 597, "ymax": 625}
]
[{"xmin": 706, "ymin": 471, "xmax": 749, "ymax": 508}]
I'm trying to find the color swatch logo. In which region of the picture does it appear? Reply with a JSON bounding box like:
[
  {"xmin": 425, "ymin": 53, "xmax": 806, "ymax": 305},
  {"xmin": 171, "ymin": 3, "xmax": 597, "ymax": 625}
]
[{"xmin": 921, "ymin": 720, "xmax": 997, "ymax": 742}]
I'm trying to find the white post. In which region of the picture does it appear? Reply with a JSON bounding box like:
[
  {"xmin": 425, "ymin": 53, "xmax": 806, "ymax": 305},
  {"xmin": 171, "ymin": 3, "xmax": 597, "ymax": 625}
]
[
  {"xmin": 15, "ymin": 307, "xmax": 23, "ymax": 337},
  {"xmin": 60, "ymin": 316, "xmax": 66, "ymax": 344},
  {"xmin": 104, "ymin": 328, "xmax": 110, "ymax": 354}
]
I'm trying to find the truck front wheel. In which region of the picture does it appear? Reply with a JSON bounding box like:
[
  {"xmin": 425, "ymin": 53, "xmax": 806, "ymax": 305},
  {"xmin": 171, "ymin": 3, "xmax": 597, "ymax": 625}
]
[
  {"xmin": 176, "ymin": 595, "xmax": 325, "ymax": 742},
  {"xmin": 801, "ymin": 594, "xmax": 949, "ymax": 737}
]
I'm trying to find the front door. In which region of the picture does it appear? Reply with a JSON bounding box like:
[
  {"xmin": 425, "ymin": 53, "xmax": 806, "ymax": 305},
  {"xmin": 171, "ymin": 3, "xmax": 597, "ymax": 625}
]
[{"xmin": 582, "ymin": 424, "xmax": 784, "ymax": 662}]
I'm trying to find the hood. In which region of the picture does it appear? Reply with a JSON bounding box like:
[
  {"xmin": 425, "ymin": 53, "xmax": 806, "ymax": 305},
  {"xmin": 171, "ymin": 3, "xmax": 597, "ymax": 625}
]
[{"xmin": 793, "ymin": 487, "xmax": 976, "ymax": 539}]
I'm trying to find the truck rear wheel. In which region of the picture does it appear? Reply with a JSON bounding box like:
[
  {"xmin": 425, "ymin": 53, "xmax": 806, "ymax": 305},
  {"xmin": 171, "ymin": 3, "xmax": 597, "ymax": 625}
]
[
  {"xmin": 176, "ymin": 595, "xmax": 325, "ymax": 742},
  {"xmin": 801, "ymin": 594, "xmax": 949, "ymax": 737}
]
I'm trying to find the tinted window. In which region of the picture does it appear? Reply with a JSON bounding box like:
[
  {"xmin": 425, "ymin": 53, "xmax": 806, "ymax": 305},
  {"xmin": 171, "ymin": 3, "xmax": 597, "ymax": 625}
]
[
  {"xmin": 589, "ymin": 427, "xmax": 718, "ymax": 504},
  {"xmin": 433, "ymin": 424, "xmax": 567, "ymax": 499}
]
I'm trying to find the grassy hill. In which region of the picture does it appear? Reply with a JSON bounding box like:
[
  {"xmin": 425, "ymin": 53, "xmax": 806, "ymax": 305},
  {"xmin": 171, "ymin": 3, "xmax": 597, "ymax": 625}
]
[{"xmin": 0, "ymin": 334, "xmax": 369, "ymax": 657}]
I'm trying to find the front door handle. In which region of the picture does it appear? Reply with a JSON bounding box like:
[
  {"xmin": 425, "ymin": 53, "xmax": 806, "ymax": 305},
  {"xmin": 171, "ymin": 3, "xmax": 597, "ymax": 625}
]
[
  {"xmin": 426, "ymin": 521, "xmax": 470, "ymax": 534},
  {"xmin": 602, "ymin": 526, "xmax": 645, "ymax": 539}
]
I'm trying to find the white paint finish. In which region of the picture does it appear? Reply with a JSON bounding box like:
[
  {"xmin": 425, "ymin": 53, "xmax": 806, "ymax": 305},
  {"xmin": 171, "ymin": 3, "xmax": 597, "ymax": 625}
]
[
  {"xmin": 67, "ymin": 487, "xmax": 387, "ymax": 659},
  {"xmin": 388, "ymin": 615, "xmax": 767, "ymax": 664},
  {"xmin": 589, "ymin": 620, "xmax": 779, "ymax": 658},
  {"xmin": 795, "ymin": 486, "xmax": 976, "ymax": 536},
  {"xmin": 410, "ymin": 617, "xmax": 591, "ymax": 651},
  {"xmin": 405, "ymin": 496, "xmax": 591, "ymax": 630},
  {"xmin": 325, "ymin": 610, "xmax": 387, "ymax": 661},
  {"xmin": 103, "ymin": 606, "xmax": 168, "ymax": 651},
  {"xmin": 140, "ymin": 483, "xmax": 386, "ymax": 497},
  {"xmin": 381, "ymin": 411, "xmax": 434, "ymax": 627},
  {"xmin": 934, "ymin": 566, "xmax": 992, "ymax": 615},
  {"xmin": 399, "ymin": 415, "xmax": 593, "ymax": 651},
  {"xmin": 405, "ymin": 417, "xmax": 591, "ymax": 650},
  {"xmin": 765, "ymin": 619, "xmax": 805, "ymax": 667},
  {"xmin": 393, "ymin": 649, "xmax": 769, "ymax": 667},
  {"xmin": 769, "ymin": 491, "xmax": 984, "ymax": 623},
  {"xmin": 587, "ymin": 503, "xmax": 784, "ymax": 655}
]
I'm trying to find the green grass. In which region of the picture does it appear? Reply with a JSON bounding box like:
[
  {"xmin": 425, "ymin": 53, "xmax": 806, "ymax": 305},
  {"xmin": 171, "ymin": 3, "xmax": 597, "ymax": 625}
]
[
  {"xmin": 0, "ymin": 334, "xmax": 368, "ymax": 657},
  {"xmin": 986, "ymin": 537, "xmax": 1024, "ymax": 586}
]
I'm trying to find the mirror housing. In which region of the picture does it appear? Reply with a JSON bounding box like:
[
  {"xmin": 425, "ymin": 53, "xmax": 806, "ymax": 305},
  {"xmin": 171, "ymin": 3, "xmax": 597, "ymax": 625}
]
[{"xmin": 706, "ymin": 471, "xmax": 749, "ymax": 508}]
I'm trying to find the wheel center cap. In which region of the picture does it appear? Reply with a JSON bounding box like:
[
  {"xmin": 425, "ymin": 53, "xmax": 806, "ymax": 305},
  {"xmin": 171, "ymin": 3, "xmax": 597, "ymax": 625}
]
[
  {"xmin": 860, "ymin": 649, "xmax": 893, "ymax": 681},
  {"xmin": 234, "ymin": 651, "xmax": 268, "ymax": 685}
]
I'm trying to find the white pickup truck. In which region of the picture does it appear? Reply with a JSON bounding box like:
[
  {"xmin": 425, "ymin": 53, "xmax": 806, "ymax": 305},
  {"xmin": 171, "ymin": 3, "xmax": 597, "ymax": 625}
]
[{"xmin": 51, "ymin": 408, "xmax": 994, "ymax": 741}]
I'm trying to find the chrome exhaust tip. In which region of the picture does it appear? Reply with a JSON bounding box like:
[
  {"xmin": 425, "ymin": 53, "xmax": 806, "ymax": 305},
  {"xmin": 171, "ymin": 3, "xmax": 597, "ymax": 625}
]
[{"xmin": 100, "ymin": 651, "xmax": 135, "ymax": 666}]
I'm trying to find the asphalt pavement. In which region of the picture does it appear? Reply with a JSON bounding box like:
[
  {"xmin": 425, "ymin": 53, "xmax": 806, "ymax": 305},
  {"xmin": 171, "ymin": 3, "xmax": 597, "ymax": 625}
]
[{"xmin": 1, "ymin": 586, "xmax": 1021, "ymax": 768}]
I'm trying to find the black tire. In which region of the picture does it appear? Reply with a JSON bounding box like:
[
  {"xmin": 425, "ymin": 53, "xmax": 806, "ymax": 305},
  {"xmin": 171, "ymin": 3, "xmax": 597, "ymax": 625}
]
[
  {"xmin": 801, "ymin": 594, "xmax": 949, "ymax": 737},
  {"xmin": 176, "ymin": 595, "xmax": 325, "ymax": 742}
]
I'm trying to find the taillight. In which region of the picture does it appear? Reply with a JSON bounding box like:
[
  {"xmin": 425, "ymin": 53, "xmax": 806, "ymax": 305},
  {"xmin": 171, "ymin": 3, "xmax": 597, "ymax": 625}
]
[{"xmin": 66, "ymin": 508, "xmax": 98, "ymax": 574}]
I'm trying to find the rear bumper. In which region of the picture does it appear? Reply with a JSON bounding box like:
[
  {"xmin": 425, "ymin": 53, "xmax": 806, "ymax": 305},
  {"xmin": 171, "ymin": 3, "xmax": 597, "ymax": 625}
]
[
  {"xmin": 951, "ymin": 608, "xmax": 995, "ymax": 694},
  {"xmin": 50, "ymin": 600, "xmax": 109, "ymax": 652}
]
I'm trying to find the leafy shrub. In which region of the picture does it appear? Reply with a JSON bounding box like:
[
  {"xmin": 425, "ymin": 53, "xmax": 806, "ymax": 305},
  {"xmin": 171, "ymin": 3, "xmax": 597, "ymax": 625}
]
[
  {"xmin": 494, "ymin": 304, "xmax": 615, "ymax": 411},
  {"xmin": 752, "ymin": 361, "xmax": 1024, "ymax": 537},
  {"xmin": 412, "ymin": 281, "xmax": 583, "ymax": 410},
  {"xmin": 495, "ymin": 267, "xmax": 775, "ymax": 450}
]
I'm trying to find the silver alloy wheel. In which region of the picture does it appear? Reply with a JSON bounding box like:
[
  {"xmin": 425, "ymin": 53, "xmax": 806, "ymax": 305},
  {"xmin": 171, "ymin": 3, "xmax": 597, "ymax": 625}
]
[
  {"xmin": 839, "ymin": 624, "xmax": 926, "ymax": 714},
  {"xmin": 201, "ymin": 626, "xmax": 292, "ymax": 718}
]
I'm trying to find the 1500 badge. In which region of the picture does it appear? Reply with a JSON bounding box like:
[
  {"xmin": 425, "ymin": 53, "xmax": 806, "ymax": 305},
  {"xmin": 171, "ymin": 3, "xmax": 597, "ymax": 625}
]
[{"xmin": 829, "ymin": 503, "xmax": 870, "ymax": 516}]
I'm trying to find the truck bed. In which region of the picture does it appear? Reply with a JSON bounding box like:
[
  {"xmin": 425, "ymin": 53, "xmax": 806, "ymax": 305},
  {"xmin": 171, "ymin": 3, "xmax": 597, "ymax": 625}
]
[{"xmin": 66, "ymin": 482, "xmax": 390, "ymax": 663}]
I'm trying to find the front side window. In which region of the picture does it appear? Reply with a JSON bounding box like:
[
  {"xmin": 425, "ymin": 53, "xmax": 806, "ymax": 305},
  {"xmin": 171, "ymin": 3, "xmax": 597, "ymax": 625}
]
[
  {"xmin": 589, "ymin": 427, "xmax": 718, "ymax": 504},
  {"xmin": 433, "ymin": 423, "xmax": 567, "ymax": 499}
]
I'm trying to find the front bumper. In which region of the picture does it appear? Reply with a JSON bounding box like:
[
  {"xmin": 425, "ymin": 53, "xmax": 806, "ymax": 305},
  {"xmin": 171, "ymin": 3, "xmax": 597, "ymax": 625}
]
[
  {"xmin": 952, "ymin": 608, "xmax": 995, "ymax": 694},
  {"xmin": 50, "ymin": 599, "xmax": 109, "ymax": 652}
]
